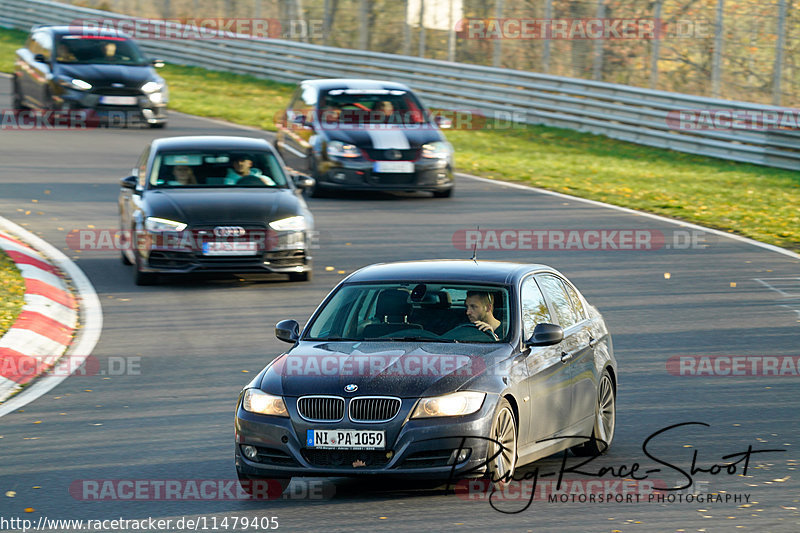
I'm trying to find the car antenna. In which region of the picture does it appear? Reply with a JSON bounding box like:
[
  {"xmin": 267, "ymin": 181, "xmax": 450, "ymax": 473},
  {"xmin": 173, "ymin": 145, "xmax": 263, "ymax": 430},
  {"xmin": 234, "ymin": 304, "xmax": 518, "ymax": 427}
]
[{"xmin": 471, "ymin": 226, "xmax": 479, "ymax": 264}]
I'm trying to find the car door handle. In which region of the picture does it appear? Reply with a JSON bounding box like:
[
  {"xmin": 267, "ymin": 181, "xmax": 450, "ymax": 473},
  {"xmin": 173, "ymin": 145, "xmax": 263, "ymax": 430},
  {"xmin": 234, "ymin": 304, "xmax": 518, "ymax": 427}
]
[{"xmin": 560, "ymin": 351, "xmax": 573, "ymax": 363}]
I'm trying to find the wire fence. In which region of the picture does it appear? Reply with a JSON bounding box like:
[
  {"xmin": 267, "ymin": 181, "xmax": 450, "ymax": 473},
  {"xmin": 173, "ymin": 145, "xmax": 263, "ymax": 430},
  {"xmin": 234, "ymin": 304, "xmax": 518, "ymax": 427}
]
[{"xmin": 55, "ymin": 0, "xmax": 799, "ymax": 106}]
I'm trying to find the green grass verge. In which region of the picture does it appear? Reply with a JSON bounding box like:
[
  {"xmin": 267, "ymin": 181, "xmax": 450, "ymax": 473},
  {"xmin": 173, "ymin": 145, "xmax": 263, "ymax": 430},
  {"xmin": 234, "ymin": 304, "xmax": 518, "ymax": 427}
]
[
  {"xmin": 0, "ymin": 248, "xmax": 25, "ymax": 337},
  {"xmin": 1, "ymin": 26, "xmax": 797, "ymax": 250}
]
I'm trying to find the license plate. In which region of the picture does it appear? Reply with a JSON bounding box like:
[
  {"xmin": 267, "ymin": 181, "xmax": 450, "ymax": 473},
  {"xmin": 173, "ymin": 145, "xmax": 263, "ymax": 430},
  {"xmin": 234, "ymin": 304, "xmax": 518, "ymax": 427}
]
[
  {"xmin": 202, "ymin": 241, "xmax": 257, "ymax": 256},
  {"xmin": 99, "ymin": 96, "xmax": 138, "ymax": 105},
  {"xmin": 373, "ymin": 161, "xmax": 414, "ymax": 173},
  {"xmin": 307, "ymin": 429, "xmax": 385, "ymax": 450}
]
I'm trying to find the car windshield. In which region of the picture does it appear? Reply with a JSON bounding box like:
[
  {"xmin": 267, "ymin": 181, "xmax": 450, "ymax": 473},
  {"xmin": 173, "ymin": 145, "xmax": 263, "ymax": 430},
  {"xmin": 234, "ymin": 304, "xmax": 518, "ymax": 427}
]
[
  {"xmin": 317, "ymin": 89, "xmax": 430, "ymax": 127},
  {"xmin": 56, "ymin": 35, "xmax": 149, "ymax": 66},
  {"xmin": 149, "ymin": 150, "xmax": 289, "ymax": 189},
  {"xmin": 305, "ymin": 282, "xmax": 511, "ymax": 343}
]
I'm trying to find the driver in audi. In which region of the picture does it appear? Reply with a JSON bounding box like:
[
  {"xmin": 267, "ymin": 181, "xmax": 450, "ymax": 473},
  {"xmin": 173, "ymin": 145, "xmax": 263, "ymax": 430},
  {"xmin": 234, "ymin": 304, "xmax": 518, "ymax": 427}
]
[{"xmin": 465, "ymin": 291, "xmax": 502, "ymax": 340}]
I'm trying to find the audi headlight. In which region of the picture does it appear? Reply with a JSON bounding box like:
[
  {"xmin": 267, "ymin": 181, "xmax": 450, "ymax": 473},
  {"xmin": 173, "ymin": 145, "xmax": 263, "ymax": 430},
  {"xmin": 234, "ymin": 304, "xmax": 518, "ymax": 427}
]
[
  {"xmin": 411, "ymin": 391, "xmax": 486, "ymax": 418},
  {"xmin": 144, "ymin": 217, "xmax": 187, "ymax": 232},
  {"xmin": 242, "ymin": 389, "xmax": 288, "ymax": 417},
  {"xmin": 269, "ymin": 216, "xmax": 306, "ymax": 232},
  {"xmin": 421, "ymin": 141, "xmax": 452, "ymax": 159},
  {"xmin": 327, "ymin": 141, "xmax": 361, "ymax": 158}
]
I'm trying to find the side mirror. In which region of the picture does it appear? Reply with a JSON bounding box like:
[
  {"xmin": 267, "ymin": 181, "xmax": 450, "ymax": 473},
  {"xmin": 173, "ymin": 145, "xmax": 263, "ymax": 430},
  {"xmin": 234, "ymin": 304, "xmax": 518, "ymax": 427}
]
[
  {"xmin": 151, "ymin": 59, "xmax": 165, "ymax": 68},
  {"xmin": 291, "ymin": 114, "xmax": 308, "ymax": 127},
  {"xmin": 525, "ymin": 323, "xmax": 563, "ymax": 347},
  {"xmin": 34, "ymin": 53, "xmax": 47, "ymax": 64},
  {"xmin": 434, "ymin": 114, "xmax": 452, "ymax": 129},
  {"xmin": 292, "ymin": 173, "xmax": 315, "ymax": 190},
  {"xmin": 120, "ymin": 175, "xmax": 138, "ymax": 190},
  {"xmin": 275, "ymin": 319, "xmax": 300, "ymax": 343}
]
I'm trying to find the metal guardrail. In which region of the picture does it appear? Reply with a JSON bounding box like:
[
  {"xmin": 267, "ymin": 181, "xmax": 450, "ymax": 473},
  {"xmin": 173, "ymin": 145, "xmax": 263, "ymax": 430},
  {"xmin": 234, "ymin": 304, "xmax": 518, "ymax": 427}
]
[{"xmin": 2, "ymin": 0, "xmax": 799, "ymax": 171}]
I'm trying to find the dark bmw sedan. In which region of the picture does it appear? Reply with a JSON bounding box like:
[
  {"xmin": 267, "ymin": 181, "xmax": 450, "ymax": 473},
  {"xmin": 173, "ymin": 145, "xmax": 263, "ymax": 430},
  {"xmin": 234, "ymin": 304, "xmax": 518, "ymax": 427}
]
[
  {"xmin": 276, "ymin": 79, "xmax": 455, "ymax": 197},
  {"xmin": 13, "ymin": 25, "xmax": 168, "ymax": 127},
  {"xmin": 119, "ymin": 136, "xmax": 315, "ymax": 285},
  {"xmin": 235, "ymin": 260, "xmax": 616, "ymax": 495}
]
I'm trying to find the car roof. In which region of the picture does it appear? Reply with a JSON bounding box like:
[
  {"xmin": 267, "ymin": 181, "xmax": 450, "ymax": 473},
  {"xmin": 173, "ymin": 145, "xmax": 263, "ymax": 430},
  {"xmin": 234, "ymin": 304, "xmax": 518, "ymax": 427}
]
[
  {"xmin": 150, "ymin": 136, "xmax": 274, "ymax": 152},
  {"xmin": 300, "ymin": 78, "xmax": 413, "ymax": 93},
  {"xmin": 343, "ymin": 260, "xmax": 557, "ymax": 285},
  {"xmin": 36, "ymin": 25, "xmax": 135, "ymax": 39}
]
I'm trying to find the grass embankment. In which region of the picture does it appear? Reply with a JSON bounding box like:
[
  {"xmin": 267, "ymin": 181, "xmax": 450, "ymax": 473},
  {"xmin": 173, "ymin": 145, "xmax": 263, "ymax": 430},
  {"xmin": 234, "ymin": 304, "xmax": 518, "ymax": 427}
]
[
  {"xmin": 1, "ymin": 26, "xmax": 797, "ymax": 250},
  {"xmin": 0, "ymin": 248, "xmax": 25, "ymax": 337}
]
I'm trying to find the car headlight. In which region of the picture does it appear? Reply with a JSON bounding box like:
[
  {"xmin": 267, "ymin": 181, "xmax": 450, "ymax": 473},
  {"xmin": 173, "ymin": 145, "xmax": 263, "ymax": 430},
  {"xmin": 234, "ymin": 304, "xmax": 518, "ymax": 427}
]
[
  {"xmin": 242, "ymin": 389, "xmax": 288, "ymax": 417},
  {"xmin": 142, "ymin": 81, "xmax": 168, "ymax": 104},
  {"xmin": 421, "ymin": 141, "xmax": 452, "ymax": 159},
  {"xmin": 58, "ymin": 78, "xmax": 92, "ymax": 91},
  {"xmin": 327, "ymin": 141, "xmax": 361, "ymax": 158},
  {"xmin": 269, "ymin": 216, "xmax": 306, "ymax": 232},
  {"xmin": 144, "ymin": 217, "xmax": 187, "ymax": 232},
  {"xmin": 411, "ymin": 391, "xmax": 486, "ymax": 418},
  {"xmin": 141, "ymin": 81, "xmax": 164, "ymax": 93}
]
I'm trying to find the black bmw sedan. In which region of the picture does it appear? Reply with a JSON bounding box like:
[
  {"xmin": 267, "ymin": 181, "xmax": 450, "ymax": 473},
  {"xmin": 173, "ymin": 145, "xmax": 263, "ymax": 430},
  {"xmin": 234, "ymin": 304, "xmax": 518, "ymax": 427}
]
[
  {"xmin": 13, "ymin": 25, "xmax": 168, "ymax": 127},
  {"xmin": 118, "ymin": 136, "xmax": 315, "ymax": 285},
  {"xmin": 235, "ymin": 260, "xmax": 616, "ymax": 495},
  {"xmin": 276, "ymin": 79, "xmax": 455, "ymax": 197}
]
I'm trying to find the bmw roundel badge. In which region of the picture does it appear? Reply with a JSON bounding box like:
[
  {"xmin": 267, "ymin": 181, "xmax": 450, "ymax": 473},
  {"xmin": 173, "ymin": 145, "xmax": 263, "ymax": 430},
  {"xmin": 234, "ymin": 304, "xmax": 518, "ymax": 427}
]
[{"xmin": 344, "ymin": 384, "xmax": 358, "ymax": 393}]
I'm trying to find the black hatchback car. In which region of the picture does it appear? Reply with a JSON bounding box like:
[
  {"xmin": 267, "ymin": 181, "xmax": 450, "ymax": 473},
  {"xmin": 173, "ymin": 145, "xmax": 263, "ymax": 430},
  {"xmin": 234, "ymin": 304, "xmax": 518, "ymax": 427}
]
[
  {"xmin": 13, "ymin": 25, "xmax": 168, "ymax": 127},
  {"xmin": 276, "ymin": 79, "xmax": 454, "ymax": 197},
  {"xmin": 118, "ymin": 136, "xmax": 315, "ymax": 285},
  {"xmin": 235, "ymin": 260, "xmax": 616, "ymax": 494}
]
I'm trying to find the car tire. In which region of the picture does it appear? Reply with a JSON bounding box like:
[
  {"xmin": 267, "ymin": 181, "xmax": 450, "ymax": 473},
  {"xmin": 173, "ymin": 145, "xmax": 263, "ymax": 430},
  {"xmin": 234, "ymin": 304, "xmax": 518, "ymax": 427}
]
[
  {"xmin": 289, "ymin": 270, "xmax": 312, "ymax": 282},
  {"xmin": 433, "ymin": 188, "xmax": 453, "ymax": 198},
  {"xmin": 148, "ymin": 122, "xmax": 166, "ymax": 129},
  {"xmin": 121, "ymin": 250, "xmax": 132, "ymax": 266},
  {"xmin": 571, "ymin": 370, "xmax": 615, "ymax": 456},
  {"xmin": 305, "ymin": 152, "xmax": 329, "ymax": 198},
  {"xmin": 133, "ymin": 250, "xmax": 157, "ymax": 286},
  {"xmin": 12, "ymin": 79, "xmax": 25, "ymax": 110},
  {"xmin": 236, "ymin": 472, "xmax": 290, "ymax": 499},
  {"xmin": 484, "ymin": 398, "xmax": 517, "ymax": 486}
]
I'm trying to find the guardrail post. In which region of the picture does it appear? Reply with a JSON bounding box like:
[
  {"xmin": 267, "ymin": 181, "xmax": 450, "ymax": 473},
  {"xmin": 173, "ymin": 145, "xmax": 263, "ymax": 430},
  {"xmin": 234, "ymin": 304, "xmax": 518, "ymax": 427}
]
[
  {"xmin": 359, "ymin": 0, "xmax": 368, "ymax": 49},
  {"xmin": 418, "ymin": 0, "xmax": 426, "ymax": 57},
  {"xmin": 447, "ymin": 0, "xmax": 455, "ymax": 62},
  {"xmin": 403, "ymin": 0, "xmax": 411, "ymax": 55}
]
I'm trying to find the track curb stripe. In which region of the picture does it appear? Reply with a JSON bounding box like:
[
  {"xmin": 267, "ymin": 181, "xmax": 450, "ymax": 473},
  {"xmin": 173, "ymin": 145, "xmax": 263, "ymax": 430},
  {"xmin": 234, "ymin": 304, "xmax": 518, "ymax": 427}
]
[{"xmin": 0, "ymin": 229, "xmax": 79, "ymax": 401}]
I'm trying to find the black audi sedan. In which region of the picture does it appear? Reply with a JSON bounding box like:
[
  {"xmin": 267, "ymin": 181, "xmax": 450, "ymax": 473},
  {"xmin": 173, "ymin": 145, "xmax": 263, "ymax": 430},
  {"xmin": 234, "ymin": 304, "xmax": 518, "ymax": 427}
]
[
  {"xmin": 119, "ymin": 136, "xmax": 315, "ymax": 285},
  {"xmin": 13, "ymin": 25, "xmax": 168, "ymax": 127},
  {"xmin": 275, "ymin": 79, "xmax": 455, "ymax": 197},
  {"xmin": 235, "ymin": 260, "xmax": 616, "ymax": 494}
]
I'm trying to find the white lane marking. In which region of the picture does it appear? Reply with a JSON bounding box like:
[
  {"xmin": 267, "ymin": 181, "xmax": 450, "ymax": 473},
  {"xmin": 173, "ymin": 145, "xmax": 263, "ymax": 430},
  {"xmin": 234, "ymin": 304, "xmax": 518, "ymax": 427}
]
[
  {"xmin": 0, "ymin": 216, "xmax": 103, "ymax": 417},
  {"xmin": 23, "ymin": 294, "xmax": 77, "ymax": 329},
  {"xmin": 181, "ymin": 112, "xmax": 800, "ymax": 262},
  {"xmin": 457, "ymin": 173, "xmax": 800, "ymax": 261},
  {"xmin": 281, "ymin": 142, "xmax": 307, "ymax": 159},
  {"xmin": 779, "ymin": 305, "xmax": 800, "ymax": 319},
  {"xmin": 368, "ymin": 128, "xmax": 410, "ymax": 149},
  {"xmin": 754, "ymin": 277, "xmax": 800, "ymax": 298}
]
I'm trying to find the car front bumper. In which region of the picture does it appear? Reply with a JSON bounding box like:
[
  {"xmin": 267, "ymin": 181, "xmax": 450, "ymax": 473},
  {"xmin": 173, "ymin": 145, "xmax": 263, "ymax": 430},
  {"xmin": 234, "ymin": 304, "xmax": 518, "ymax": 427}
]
[
  {"xmin": 316, "ymin": 157, "xmax": 453, "ymax": 192},
  {"xmin": 55, "ymin": 89, "xmax": 167, "ymax": 125},
  {"xmin": 234, "ymin": 394, "xmax": 499, "ymax": 481}
]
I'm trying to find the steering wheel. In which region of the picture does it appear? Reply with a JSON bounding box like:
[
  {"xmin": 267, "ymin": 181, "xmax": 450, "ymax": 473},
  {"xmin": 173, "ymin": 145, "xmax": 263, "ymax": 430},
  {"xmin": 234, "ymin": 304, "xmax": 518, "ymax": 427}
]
[{"xmin": 448, "ymin": 323, "xmax": 499, "ymax": 341}]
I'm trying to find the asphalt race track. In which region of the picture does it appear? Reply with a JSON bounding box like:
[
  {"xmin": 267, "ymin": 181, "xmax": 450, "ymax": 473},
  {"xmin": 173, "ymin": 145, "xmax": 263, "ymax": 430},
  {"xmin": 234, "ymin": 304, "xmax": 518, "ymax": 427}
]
[{"xmin": 1, "ymin": 79, "xmax": 799, "ymax": 532}]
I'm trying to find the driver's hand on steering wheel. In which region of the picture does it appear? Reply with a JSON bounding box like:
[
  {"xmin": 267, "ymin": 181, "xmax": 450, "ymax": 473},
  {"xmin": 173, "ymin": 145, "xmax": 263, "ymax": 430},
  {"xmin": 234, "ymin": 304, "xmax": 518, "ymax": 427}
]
[{"xmin": 472, "ymin": 320, "xmax": 499, "ymax": 340}]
